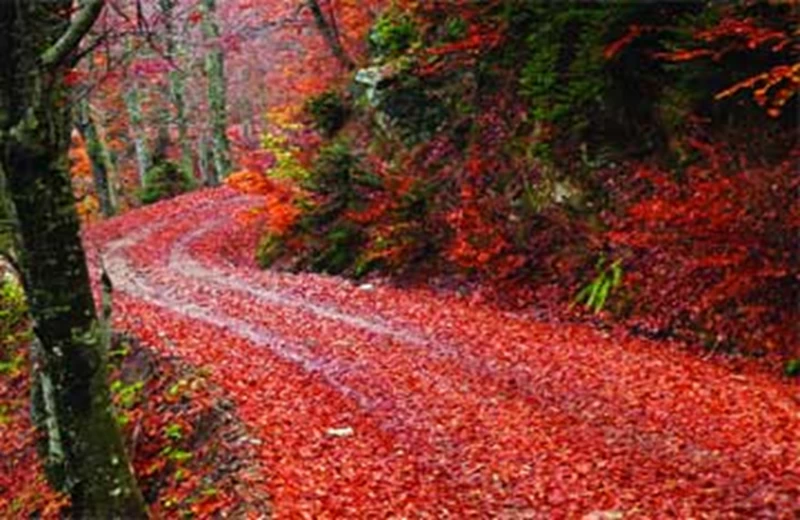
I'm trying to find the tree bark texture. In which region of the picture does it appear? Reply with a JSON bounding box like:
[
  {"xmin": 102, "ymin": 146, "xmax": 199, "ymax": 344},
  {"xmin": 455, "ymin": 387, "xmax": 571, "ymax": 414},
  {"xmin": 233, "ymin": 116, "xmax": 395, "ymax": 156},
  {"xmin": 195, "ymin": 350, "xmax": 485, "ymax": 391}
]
[
  {"xmin": 201, "ymin": 0, "xmax": 231, "ymax": 184},
  {"xmin": 123, "ymin": 54, "xmax": 149, "ymax": 188},
  {"xmin": 159, "ymin": 0, "xmax": 194, "ymax": 180},
  {"xmin": 0, "ymin": 2, "xmax": 147, "ymax": 517},
  {"xmin": 77, "ymin": 99, "xmax": 116, "ymax": 217}
]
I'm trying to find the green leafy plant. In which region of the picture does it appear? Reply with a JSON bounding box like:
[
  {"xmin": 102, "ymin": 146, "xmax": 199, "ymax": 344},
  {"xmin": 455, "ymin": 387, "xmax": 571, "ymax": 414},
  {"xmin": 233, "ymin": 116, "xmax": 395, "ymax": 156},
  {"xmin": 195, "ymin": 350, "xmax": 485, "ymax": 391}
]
[
  {"xmin": 308, "ymin": 222, "xmax": 364, "ymax": 275},
  {"xmin": 785, "ymin": 359, "xmax": 800, "ymax": 378},
  {"xmin": 444, "ymin": 16, "xmax": 468, "ymax": 42},
  {"xmin": 110, "ymin": 379, "xmax": 145, "ymax": 409},
  {"xmin": 164, "ymin": 423, "xmax": 184, "ymax": 442},
  {"xmin": 161, "ymin": 446, "xmax": 193, "ymax": 464},
  {"xmin": 256, "ymin": 232, "xmax": 287, "ymax": 269},
  {"xmin": 572, "ymin": 256, "xmax": 624, "ymax": 314}
]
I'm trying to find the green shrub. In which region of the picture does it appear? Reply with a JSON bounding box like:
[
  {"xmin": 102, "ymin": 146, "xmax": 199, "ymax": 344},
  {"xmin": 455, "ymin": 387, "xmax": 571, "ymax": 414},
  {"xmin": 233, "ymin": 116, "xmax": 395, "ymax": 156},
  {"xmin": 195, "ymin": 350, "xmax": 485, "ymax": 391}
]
[
  {"xmin": 378, "ymin": 74, "xmax": 449, "ymax": 146},
  {"xmin": 306, "ymin": 90, "xmax": 350, "ymax": 137},
  {"xmin": 294, "ymin": 141, "xmax": 382, "ymax": 274},
  {"xmin": 307, "ymin": 222, "xmax": 365, "ymax": 275},
  {"xmin": 139, "ymin": 161, "xmax": 195, "ymax": 205},
  {"xmin": 304, "ymin": 140, "xmax": 380, "ymax": 196},
  {"xmin": 253, "ymin": 142, "xmax": 375, "ymax": 273},
  {"xmin": 369, "ymin": 9, "xmax": 418, "ymax": 60}
]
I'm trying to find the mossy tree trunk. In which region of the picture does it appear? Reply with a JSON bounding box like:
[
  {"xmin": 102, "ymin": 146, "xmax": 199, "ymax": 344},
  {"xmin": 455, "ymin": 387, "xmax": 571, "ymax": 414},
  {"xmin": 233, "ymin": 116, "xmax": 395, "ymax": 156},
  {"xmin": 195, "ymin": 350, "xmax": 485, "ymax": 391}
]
[
  {"xmin": 123, "ymin": 54, "xmax": 149, "ymax": 188},
  {"xmin": 201, "ymin": 0, "xmax": 231, "ymax": 185},
  {"xmin": 0, "ymin": 1, "xmax": 146, "ymax": 517},
  {"xmin": 197, "ymin": 132, "xmax": 213, "ymax": 186},
  {"xmin": 159, "ymin": 0, "xmax": 194, "ymax": 180},
  {"xmin": 95, "ymin": 112, "xmax": 121, "ymax": 212},
  {"xmin": 77, "ymin": 99, "xmax": 116, "ymax": 217}
]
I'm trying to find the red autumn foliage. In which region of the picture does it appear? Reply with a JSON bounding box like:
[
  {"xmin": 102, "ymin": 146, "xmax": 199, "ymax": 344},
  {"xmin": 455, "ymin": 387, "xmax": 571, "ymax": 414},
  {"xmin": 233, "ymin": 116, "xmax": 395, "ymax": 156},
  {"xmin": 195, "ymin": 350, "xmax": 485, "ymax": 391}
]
[
  {"xmin": 0, "ymin": 338, "xmax": 69, "ymax": 518},
  {"xmin": 694, "ymin": 16, "xmax": 791, "ymax": 51},
  {"xmin": 72, "ymin": 188, "xmax": 800, "ymax": 517},
  {"xmin": 221, "ymin": 2, "xmax": 796, "ymax": 361},
  {"xmin": 658, "ymin": 12, "xmax": 798, "ymax": 116},
  {"xmin": 69, "ymin": 131, "xmax": 101, "ymax": 223},
  {"xmin": 608, "ymin": 140, "xmax": 799, "ymax": 355},
  {"xmin": 9, "ymin": 1, "xmax": 799, "ymax": 517}
]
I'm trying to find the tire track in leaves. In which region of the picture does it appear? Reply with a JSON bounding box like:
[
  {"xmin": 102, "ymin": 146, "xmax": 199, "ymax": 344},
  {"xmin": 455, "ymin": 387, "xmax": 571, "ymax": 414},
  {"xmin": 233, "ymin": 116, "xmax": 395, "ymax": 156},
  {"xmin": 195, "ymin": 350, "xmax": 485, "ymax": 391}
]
[{"xmin": 103, "ymin": 195, "xmax": 375, "ymax": 410}]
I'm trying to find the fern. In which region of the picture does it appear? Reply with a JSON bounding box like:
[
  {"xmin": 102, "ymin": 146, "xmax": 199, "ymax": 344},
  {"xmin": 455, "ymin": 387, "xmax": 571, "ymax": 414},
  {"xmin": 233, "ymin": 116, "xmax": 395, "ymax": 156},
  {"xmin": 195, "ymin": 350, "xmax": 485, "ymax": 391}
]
[{"xmin": 572, "ymin": 257, "xmax": 623, "ymax": 314}]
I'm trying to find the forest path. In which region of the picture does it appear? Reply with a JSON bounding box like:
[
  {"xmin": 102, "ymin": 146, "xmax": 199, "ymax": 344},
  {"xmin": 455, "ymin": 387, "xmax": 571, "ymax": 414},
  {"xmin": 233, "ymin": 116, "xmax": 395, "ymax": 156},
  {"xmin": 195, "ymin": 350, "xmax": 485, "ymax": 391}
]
[{"xmin": 87, "ymin": 188, "xmax": 799, "ymax": 518}]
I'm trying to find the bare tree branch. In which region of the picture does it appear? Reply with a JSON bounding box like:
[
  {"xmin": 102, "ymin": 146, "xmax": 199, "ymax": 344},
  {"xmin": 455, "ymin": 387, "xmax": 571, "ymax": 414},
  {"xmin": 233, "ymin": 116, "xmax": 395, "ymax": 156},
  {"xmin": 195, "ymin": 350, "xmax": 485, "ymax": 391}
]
[
  {"xmin": 69, "ymin": 28, "xmax": 113, "ymax": 67},
  {"xmin": 307, "ymin": 0, "xmax": 355, "ymax": 70}
]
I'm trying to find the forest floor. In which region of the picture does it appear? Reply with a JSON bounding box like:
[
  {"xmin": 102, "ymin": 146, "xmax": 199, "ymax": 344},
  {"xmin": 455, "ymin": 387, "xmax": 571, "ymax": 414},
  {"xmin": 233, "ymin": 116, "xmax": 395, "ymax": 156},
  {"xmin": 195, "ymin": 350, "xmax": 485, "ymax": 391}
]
[{"xmin": 85, "ymin": 187, "xmax": 799, "ymax": 518}]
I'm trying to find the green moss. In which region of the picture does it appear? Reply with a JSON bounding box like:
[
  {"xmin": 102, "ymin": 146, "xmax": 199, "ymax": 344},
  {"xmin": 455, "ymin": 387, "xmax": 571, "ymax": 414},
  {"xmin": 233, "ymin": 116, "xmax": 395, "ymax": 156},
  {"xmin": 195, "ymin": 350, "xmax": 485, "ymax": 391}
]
[
  {"xmin": 0, "ymin": 192, "xmax": 15, "ymax": 257},
  {"xmin": 0, "ymin": 277, "xmax": 27, "ymax": 347},
  {"xmin": 518, "ymin": 5, "xmax": 613, "ymax": 135}
]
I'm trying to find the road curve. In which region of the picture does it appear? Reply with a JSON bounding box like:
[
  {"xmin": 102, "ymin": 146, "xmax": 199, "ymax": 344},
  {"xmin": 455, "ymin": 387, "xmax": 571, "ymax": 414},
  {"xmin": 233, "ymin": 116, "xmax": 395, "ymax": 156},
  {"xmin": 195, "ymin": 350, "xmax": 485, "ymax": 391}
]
[{"xmin": 86, "ymin": 187, "xmax": 800, "ymax": 519}]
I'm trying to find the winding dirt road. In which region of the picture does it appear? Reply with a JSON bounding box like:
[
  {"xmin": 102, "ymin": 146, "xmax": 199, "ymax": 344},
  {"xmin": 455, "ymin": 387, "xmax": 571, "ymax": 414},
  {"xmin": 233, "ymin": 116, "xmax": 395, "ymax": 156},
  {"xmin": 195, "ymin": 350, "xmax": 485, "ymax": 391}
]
[{"xmin": 87, "ymin": 188, "xmax": 799, "ymax": 518}]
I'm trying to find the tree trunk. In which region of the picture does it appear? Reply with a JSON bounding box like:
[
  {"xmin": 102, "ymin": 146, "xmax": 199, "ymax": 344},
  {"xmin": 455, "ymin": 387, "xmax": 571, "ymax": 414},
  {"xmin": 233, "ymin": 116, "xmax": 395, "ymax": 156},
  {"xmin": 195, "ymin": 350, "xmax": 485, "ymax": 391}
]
[
  {"xmin": 308, "ymin": 0, "xmax": 355, "ymax": 71},
  {"xmin": 201, "ymin": 0, "xmax": 231, "ymax": 184},
  {"xmin": 159, "ymin": 0, "xmax": 194, "ymax": 180},
  {"xmin": 197, "ymin": 133, "xmax": 213, "ymax": 186},
  {"xmin": 77, "ymin": 99, "xmax": 116, "ymax": 217},
  {"xmin": 0, "ymin": 2, "xmax": 146, "ymax": 517},
  {"xmin": 124, "ymin": 58, "xmax": 150, "ymax": 187},
  {"xmin": 95, "ymin": 114, "xmax": 121, "ymax": 212}
]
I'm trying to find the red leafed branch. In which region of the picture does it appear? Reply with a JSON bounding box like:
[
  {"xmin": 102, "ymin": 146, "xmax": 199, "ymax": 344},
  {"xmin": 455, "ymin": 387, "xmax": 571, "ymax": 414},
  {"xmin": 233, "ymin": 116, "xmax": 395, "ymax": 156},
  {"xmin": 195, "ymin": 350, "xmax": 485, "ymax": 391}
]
[
  {"xmin": 715, "ymin": 62, "xmax": 800, "ymax": 117},
  {"xmin": 657, "ymin": 14, "xmax": 799, "ymax": 116},
  {"xmin": 603, "ymin": 24, "xmax": 655, "ymax": 59}
]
